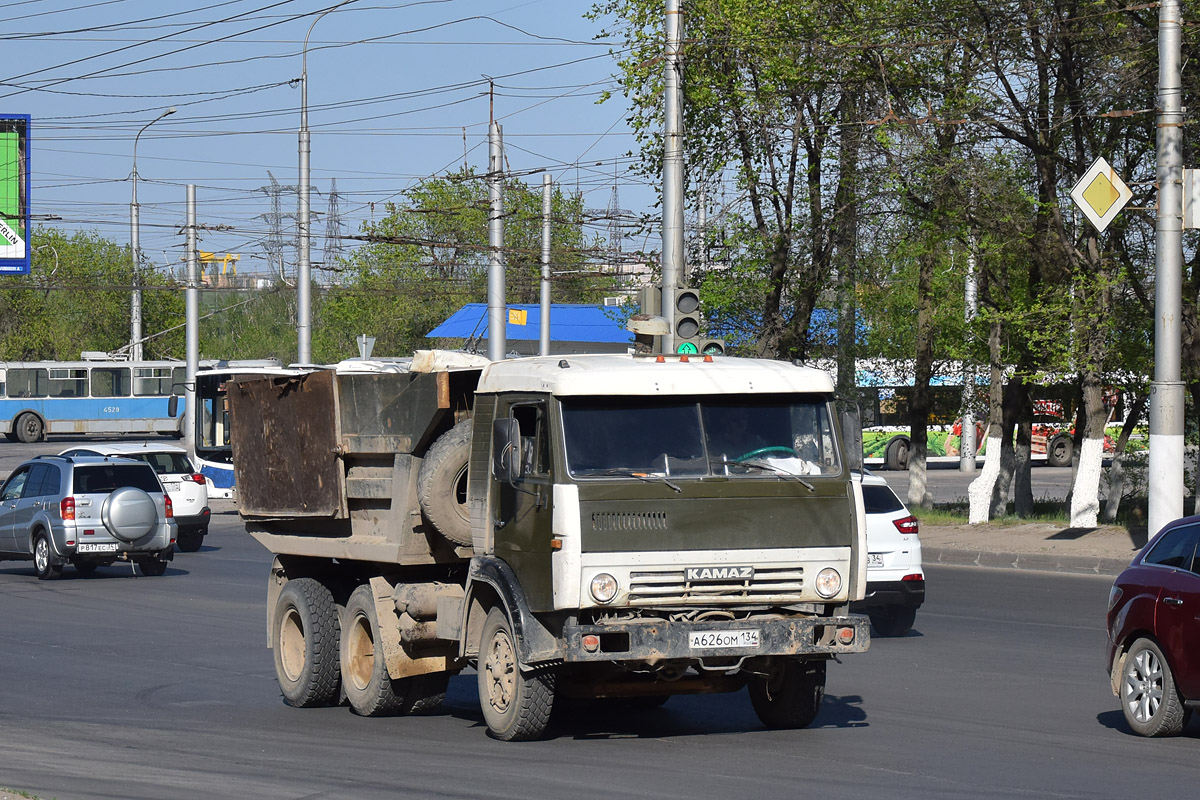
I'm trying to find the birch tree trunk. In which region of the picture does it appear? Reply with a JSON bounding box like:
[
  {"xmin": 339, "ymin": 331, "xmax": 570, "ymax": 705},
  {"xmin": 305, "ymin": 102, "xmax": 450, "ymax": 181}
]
[{"xmin": 969, "ymin": 320, "xmax": 1005, "ymax": 523}]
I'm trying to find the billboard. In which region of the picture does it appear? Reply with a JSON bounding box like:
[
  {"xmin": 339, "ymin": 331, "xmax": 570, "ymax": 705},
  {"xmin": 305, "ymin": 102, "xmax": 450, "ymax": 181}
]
[{"xmin": 1, "ymin": 115, "xmax": 31, "ymax": 275}]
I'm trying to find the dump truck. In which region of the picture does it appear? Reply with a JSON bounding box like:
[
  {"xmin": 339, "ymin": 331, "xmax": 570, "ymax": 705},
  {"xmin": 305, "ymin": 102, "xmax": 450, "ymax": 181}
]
[{"xmin": 229, "ymin": 350, "xmax": 870, "ymax": 740}]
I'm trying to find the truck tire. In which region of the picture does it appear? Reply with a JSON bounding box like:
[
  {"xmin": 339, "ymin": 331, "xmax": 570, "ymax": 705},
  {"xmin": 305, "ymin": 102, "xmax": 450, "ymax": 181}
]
[
  {"xmin": 885, "ymin": 437, "xmax": 910, "ymax": 471},
  {"xmin": 417, "ymin": 420, "xmax": 473, "ymax": 547},
  {"xmin": 749, "ymin": 657, "xmax": 825, "ymax": 729},
  {"xmin": 478, "ymin": 607, "xmax": 555, "ymax": 741},
  {"xmin": 406, "ymin": 673, "xmax": 450, "ymax": 715},
  {"xmin": 868, "ymin": 606, "xmax": 917, "ymax": 637},
  {"xmin": 273, "ymin": 577, "xmax": 341, "ymax": 708},
  {"xmin": 340, "ymin": 584, "xmax": 411, "ymax": 716},
  {"xmin": 1047, "ymin": 434, "xmax": 1072, "ymax": 467},
  {"xmin": 15, "ymin": 413, "xmax": 43, "ymax": 443}
]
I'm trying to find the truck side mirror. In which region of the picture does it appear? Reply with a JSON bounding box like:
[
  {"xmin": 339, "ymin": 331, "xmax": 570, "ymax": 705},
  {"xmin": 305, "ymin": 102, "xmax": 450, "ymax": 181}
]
[
  {"xmin": 492, "ymin": 417, "xmax": 524, "ymax": 484},
  {"xmin": 837, "ymin": 399, "xmax": 863, "ymax": 472},
  {"xmin": 168, "ymin": 394, "xmax": 179, "ymax": 418}
]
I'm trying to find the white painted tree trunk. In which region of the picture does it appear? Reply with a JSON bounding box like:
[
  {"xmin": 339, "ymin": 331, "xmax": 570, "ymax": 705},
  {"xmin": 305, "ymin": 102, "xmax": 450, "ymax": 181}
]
[
  {"xmin": 968, "ymin": 436, "xmax": 1004, "ymax": 523},
  {"xmin": 1070, "ymin": 436, "xmax": 1104, "ymax": 528}
]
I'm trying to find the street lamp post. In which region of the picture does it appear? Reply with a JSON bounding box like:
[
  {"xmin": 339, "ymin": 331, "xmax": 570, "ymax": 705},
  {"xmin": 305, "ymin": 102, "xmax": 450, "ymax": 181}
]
[
  {"xmin": 297, "ymin": 1, "xmax": 352, "ymax": 365},
  {"xmin": 130, "ymin": 106, "xmax": 176, "ymax": 361}
]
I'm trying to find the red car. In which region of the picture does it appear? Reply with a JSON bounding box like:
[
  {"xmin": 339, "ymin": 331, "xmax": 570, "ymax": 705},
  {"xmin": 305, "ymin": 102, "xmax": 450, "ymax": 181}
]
[{"xmin": 1106, "ymin": 516, "xmax": 1200, "ymax": 736}]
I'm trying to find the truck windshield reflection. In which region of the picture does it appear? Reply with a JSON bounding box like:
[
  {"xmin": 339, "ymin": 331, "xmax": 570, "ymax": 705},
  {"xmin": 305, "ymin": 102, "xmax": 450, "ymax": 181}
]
[{"xmin": 562, "ymin": 395, "xmax": 841, "ymax": 479}]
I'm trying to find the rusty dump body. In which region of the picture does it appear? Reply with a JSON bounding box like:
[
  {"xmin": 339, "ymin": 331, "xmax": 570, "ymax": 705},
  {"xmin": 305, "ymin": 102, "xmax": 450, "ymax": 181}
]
[{"xmin": 229, "ymin": 365, "xmax": 480, "ymax": 561}]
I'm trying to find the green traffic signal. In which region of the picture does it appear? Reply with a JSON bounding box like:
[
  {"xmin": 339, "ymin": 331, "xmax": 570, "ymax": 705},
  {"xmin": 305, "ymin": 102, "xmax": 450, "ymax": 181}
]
[{"xmin": 677, "ymin": 341, "xmax": 699, "ymax": 354}]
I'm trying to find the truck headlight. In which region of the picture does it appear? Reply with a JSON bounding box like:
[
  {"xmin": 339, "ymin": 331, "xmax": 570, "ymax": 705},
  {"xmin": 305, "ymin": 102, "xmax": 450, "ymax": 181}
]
[
  {"xmin": 815, "ymin": 567, "xmax": 842, "ymax": 598},
  {"xmin": 590, "ymin": 573, "xmax": 618, "ymax": 604}
]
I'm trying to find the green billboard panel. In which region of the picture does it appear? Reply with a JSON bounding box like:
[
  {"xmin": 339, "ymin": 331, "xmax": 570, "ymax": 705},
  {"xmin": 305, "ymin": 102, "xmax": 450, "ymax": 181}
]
[{"xmin": 1, "ymin": 115, "xmax": 31, "ymax": 276}]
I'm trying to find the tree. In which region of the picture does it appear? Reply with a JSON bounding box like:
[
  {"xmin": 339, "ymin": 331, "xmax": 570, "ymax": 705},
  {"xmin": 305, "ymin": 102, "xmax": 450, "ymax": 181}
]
[
  {"xmin": 592, "ymin": 0, "xmax": 884, "ymax": 359},
  {"xmin": 0, "ymin": 227, "xmax": 183, "ymax": 360},
  {"xmin": 313, "ymin": 169, "xmax": 606, "ymax": 361}
]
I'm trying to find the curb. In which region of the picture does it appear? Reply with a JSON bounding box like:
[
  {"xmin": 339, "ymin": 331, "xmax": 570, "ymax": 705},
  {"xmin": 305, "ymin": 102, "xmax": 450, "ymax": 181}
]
[{"xmin": 923, "ymin": 546, "xmax": 1131, "ymax": 578}]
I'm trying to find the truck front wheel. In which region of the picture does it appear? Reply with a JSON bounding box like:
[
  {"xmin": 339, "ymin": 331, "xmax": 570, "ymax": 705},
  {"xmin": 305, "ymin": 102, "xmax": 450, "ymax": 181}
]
[
  {"xmin": 273, "ymin": 577, "xmax": 341, "ymax": 708},
  {"xmin": 749, "ymin": 657, "xmax": 826, "ymax": 729},
  {"xmin": 478, "ymin": 607, "xmax": 555, "ymax": 741}
]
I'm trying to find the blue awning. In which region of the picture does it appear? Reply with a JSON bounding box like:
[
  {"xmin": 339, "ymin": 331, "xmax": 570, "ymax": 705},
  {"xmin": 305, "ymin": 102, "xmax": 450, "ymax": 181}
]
[{"xmin": 426, "ymin": 303, "xmax": 633, "ymax": 344}]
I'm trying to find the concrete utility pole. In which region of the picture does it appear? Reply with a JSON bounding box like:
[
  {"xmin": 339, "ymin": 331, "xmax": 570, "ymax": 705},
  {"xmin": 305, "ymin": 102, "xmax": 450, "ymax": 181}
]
[
  {"xmin": 540, "ymin": 173, "xmax": 552, "ymax": 356},
  {"xmin": 960, "ymin": 243, "xmax": 978, "ymax": 473},
  {"xmin": 487, "ymin": 120, "xmax": 506, "ymax": 361},
  {"xmin": 1150, "ymin": 0, "xmax": 1185, "ymax": 537},
  {"xmin": 661, "ymin": 0, "xmax": 685, "ymax": 353},
  {"xmin": 296, "ymin": 1, "xmax": 348, "ymax": 364},
  {"xmin": 185, "ymin": 185, "xmax": 198, "ymax": 456},
  {"xmin": 129, "ymin": 106, "xmax": 176, "ymax": 361}
]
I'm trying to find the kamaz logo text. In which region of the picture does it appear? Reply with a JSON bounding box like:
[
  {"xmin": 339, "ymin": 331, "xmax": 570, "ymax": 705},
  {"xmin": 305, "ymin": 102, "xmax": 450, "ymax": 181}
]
[{"xmin": 685, "ymin": 566, "xmax": 754, "ymax": 582}]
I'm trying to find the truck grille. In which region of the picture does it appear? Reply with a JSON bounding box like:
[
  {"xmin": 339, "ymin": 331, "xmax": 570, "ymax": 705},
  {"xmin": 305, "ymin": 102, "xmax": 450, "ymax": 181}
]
[
  {"xmin": 626, "ymin": 566, "xmax": 805, "ymax": 606},
  {"xmin": 591, "ymin": 511, "xmax": 668, "ymax": 531}
]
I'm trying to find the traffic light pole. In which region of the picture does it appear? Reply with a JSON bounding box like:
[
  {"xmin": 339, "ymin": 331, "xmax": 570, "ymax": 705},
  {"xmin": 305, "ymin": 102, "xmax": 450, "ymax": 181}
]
[{"xmin": 661, "ymin": 0, "xmax": 685, "ymax": 354}]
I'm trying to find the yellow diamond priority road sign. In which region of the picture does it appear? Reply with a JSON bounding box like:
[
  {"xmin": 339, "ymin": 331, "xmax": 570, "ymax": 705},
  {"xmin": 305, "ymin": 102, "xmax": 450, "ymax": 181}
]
[{"xmin": 1070, "ymin": 157, "xmax": 1132, "ymax": 233}]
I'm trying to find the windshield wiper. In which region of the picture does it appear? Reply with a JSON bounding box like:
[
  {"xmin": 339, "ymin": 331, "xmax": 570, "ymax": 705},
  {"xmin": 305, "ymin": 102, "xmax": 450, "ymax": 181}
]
[
  {"xmin": 718, "ymin": 459, "xmax": 815, "ymax": 492},
  {"xmin": 584, "ymin": 468, "xmax": 682, "ymax": 493}
]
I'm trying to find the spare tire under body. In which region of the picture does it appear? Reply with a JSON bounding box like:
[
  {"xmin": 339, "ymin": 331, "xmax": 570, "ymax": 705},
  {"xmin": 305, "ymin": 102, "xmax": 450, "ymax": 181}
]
[{"xmin": 416, "ymin": 419, "xmax": 473, "ymax": 547}]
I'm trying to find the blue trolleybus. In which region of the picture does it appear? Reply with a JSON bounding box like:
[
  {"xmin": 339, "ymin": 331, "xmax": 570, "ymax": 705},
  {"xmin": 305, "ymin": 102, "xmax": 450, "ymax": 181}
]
[{"xmin": 0, "ymin": 357, "xmax": 189, "ymax": 443}]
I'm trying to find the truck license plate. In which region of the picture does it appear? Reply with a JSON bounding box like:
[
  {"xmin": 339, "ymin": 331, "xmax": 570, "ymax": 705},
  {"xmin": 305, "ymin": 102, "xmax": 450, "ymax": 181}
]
[
  {"xmin": 77, "ymin": 543, "xmax": 119, "ymax": 553},
  {"xmin": 867, "ymin": 553, "xmax": 884, "ymax": 567},
  {"xmin": 688, "ymin": 630, "xmax": 759, "ymax": 649}
]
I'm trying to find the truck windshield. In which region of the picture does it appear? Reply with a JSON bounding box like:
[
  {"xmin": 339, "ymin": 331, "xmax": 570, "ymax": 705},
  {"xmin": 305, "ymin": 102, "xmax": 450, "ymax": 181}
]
[{"xmin": 561, "ymin": 395, "xmax": 841, "ymax": 479}]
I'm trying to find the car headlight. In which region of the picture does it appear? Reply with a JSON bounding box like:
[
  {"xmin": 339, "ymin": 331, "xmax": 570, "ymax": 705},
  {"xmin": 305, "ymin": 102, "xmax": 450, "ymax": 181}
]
[
  {"xmin": 815, "ymin": 567, "xmax": 842, "ymax": 598},
  {"xmin": 590, "ymin": 573, "xmax": 618, "ymax": 604}
]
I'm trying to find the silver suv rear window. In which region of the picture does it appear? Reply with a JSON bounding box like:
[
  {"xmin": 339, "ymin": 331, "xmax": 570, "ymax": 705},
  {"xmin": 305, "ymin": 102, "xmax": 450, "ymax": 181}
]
[{"xmin": 72, "ymin": 465, "xmax": 161, "ymax": 494}]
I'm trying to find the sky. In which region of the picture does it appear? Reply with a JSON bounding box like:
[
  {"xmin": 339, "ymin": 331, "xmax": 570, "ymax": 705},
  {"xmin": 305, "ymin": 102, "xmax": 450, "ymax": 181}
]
[{"xmin": 2, "ymin": 0, "xmax": 657, "ymax": 280}]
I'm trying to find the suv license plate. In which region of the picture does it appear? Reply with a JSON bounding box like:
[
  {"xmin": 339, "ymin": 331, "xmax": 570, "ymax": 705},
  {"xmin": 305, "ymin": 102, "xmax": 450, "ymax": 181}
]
[
  {"xmin": 867, "ymin": 553, "xmax": 884, "ymax": 567},
  {"xmin": 163, "ymin": 482, "xmax": 180, "ymax": 492},
  {"xmin": 688, "ymin": 630, "xmax": 759, "ymax": 650},
  {"xmin": 77, "ymin": 543, "xmax": 119, "ymax": 553}
]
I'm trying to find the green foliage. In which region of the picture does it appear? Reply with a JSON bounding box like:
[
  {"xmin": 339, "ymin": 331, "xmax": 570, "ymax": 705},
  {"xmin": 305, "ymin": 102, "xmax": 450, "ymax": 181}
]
[
  {"xmin": 0, "ymin": 227, "xmax": 183, "ymax": 360},
  {"xmin": 312, "ymin": 168, "xmax": 607, "ymax": 361}
]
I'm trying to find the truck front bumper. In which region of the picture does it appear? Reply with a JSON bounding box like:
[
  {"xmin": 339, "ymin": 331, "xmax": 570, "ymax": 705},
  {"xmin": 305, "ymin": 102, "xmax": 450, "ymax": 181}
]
[{"xmin": 561, "ymin": 614, "xmax": 870, "ymax": 663}]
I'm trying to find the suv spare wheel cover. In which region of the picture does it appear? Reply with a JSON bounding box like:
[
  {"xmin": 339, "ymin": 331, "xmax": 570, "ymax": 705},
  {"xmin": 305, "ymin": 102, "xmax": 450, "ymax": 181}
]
[{"xmin": 101, "ymin": 487, "xmax": 158, "ymax": 542}]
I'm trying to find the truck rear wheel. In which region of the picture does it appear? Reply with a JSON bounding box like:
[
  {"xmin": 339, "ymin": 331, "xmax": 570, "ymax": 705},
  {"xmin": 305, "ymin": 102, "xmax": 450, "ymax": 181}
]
[
  {"xmin": 341, "ymin": 584, "xmax": 414, "ymax": 716},
  {"xmin": 1047, "ymin": 434, "xmax": 1072, "ymax": 467},
  {"xmin": 478, "ymin": 607, "xmax": 555, "ymax": 740},
  {"xmin": 417, "ymin": 420, "xmax": 473, "ymax": 547},
  {"xmin": 749, "ymin": 657, "xmax": 825, "ymax": 729},
  {"xmin": 885, "ymin": 437, "xmax": 910, "ymax": 470},
  {"xmin": 273, "ymin": 577, "xmax": 341, "ymax": 708}
]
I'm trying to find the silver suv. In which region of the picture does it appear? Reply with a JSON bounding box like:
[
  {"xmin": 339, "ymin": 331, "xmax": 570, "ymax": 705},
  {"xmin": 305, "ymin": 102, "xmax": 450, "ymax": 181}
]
[{"xmin": 0, "ymin": 455, "xmax": 176, "ymax": 579}]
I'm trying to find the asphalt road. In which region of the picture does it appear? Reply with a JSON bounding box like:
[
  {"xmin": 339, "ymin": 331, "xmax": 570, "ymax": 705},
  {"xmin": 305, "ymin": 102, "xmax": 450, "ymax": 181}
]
[
  {"xmin": 877, "ymin": 460, "xmax": 1077, "ymax": 505},
  {"xmin": 1, "ymin": 489, "xmax": 1197, "ymax": 799}
]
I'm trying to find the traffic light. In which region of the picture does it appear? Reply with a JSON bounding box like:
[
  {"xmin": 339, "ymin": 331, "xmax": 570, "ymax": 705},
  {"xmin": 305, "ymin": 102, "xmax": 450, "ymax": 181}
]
[
  {"xmin": 638, "ymin": 285, "xmax": 662, "ymax": 317},
  {"xmin": 698, "ymin": 338, "xmax": 725, "ymax": 356},
  {"xmin": 674, "ymin": 287, "xmax": 702, "ymax": 353}
]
